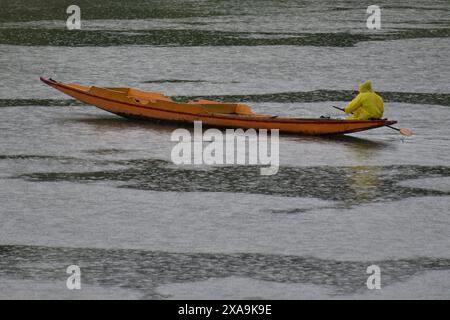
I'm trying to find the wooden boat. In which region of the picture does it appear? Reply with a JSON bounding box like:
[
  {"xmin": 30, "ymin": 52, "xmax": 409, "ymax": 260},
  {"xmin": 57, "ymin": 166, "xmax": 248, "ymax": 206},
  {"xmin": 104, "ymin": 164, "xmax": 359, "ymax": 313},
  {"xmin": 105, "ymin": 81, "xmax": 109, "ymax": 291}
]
[{"xmin": 40, "ymin": 77, "xmax": 396, "ymax": 135}]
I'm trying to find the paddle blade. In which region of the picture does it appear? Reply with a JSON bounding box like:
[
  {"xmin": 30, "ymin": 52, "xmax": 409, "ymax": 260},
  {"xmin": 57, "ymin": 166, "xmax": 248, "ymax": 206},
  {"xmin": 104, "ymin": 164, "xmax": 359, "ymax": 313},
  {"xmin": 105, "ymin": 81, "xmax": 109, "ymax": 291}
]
[{"xmin": 399, "ymin": 128, "xmax": 412, "ymax": 136}]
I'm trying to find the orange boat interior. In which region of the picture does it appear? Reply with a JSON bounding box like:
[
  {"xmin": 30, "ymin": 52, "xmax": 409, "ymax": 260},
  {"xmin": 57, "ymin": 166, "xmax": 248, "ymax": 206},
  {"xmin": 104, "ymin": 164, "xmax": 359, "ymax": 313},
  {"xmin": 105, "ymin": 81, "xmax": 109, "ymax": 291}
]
[{"xmin": 65, "ymin": 82, "xmax": 257, "ymax": 116}]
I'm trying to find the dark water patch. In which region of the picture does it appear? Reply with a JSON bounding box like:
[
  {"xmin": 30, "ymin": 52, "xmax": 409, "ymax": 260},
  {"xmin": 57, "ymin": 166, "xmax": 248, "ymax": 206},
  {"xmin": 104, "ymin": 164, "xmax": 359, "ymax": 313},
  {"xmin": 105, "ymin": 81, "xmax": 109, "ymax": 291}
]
[
  {"xmin": 330, "ymin": 7, "xmax": 354, "ymax": 12},
  {"xmin": 177, "ymin": 90, "xmax": 450, "ymax": 106},
  {"xmin": 270, "ymin": 207, "xmax": 315, "ymax": 214},
  {"xmin": 1, "ymin": 27, "xmax": 449, "ymax": 47},
  {"xmin": 2, "ymin": 0, "xmax": 449, "ymax": 27},
  {"xmin": 142, "ymin": 79, "xmax": 239, "ymax": 84},
  {"xmin": 382, "ymin": 27, "xmax": 450, "ymax": 42},
  {"xmin": 0, "ymin": 28, "xmax": 367, "ymax": 47},
  {"xmin": 270, "ymin": 205, "xmax": 347, "ymax": 215},
  {"xmin": 82, "ymin": 148, "xmax": 135, "ymax": 155},
  {"xmin": 0, "ymin": 244, "xmax": 448, "ymax": 298},
  {"xmin": 0, "ymin": 0, "xmax": 224, "ymax": 23},
  {"xmin": 16, "ymin": 158, "xmax": 450, "ymax": 205},
  {"xmin": 0, "ymin": 98, "xmax": 84, "ymax": 107},
  {"xmin": 0, "ymin": 154, "xmax": 76, "ymax": 161},
  {"xmin": 142, "ymin": 79, "xmax": 209, "ymax": 84}
]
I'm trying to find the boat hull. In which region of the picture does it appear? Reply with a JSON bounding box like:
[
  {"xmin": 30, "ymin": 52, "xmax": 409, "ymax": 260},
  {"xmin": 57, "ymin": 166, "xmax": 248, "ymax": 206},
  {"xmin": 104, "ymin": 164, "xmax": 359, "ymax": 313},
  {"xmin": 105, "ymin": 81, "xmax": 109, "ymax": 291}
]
[{"xmin": 40, "ymin": 77, "xmax": 396, "ymax": 135}]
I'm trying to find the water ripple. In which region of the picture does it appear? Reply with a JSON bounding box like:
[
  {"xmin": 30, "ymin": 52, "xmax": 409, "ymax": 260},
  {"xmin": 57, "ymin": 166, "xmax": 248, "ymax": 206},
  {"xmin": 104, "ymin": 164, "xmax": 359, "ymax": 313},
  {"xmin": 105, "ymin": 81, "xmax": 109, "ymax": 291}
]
[
  {"xmin": 10, "ymin": 156, "xmax": 450, "ymax": 205},
  {"xmin": 0, "ymin": 244, "xmax": 448, "ymax": 298}
]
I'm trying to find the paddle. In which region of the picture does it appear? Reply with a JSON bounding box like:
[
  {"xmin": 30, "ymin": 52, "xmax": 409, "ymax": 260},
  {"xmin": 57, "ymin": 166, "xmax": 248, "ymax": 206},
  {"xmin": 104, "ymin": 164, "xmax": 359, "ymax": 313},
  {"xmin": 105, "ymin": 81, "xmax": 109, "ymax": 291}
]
[{"xmin": 331, "ymin": 106, "xmax": 412, "ymax": 136}]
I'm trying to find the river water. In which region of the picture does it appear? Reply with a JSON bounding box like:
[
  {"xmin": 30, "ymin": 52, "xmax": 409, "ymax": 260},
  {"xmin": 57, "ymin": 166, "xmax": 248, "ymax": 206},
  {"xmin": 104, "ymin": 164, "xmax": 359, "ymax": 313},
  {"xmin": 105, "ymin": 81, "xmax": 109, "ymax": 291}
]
[{"xmin": 0, "ymin": 0, "xmax": 449, "ymax": 299}]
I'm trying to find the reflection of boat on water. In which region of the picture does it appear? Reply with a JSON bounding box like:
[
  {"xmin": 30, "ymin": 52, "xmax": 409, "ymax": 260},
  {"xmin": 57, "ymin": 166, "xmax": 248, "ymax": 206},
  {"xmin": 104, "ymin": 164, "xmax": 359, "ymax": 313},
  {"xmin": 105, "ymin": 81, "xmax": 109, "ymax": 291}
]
[
  {"xmin": 41, "ymin": 77, "xmax": 397, "ymax": 135},
  {"xmin": 348, "ymin": 166, "xmax": 382, "ymax": 202},
  {"xmin": 324, "ymin": 136, "xmax": 387, "ymax": 203}
]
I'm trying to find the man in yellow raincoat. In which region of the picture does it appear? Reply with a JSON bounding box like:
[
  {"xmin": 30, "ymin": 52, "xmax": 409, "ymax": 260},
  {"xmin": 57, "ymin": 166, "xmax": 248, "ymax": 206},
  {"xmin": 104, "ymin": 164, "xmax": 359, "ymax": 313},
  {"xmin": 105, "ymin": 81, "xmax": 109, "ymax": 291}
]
[{"xmin": 344, "ymin": 80, "xmax": 384, "ymax": 120}]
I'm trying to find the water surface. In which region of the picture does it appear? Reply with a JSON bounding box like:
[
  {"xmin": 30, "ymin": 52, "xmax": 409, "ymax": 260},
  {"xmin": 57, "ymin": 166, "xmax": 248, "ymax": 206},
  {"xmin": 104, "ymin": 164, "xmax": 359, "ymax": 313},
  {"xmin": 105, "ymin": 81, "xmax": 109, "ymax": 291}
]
[{"xmin": 0, "ymin": 0, "xmax": 449, "ymax": 299}]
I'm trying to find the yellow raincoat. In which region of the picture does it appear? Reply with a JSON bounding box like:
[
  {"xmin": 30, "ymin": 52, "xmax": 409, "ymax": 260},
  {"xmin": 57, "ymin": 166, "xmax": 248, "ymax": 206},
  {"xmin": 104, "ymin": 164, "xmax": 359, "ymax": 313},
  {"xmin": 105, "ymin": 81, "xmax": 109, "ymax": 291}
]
[{"xmin": 344, "ymin": 80, "xmax": 384, "ymax": 120}]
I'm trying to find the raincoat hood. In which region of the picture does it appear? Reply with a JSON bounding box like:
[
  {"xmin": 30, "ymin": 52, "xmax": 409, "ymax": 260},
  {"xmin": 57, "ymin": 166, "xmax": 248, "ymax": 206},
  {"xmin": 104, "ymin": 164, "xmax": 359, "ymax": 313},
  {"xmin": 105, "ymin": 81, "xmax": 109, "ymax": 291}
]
[{"xmin": 358, "ymin": 80, "xmax": 373, "ymax": 93}]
